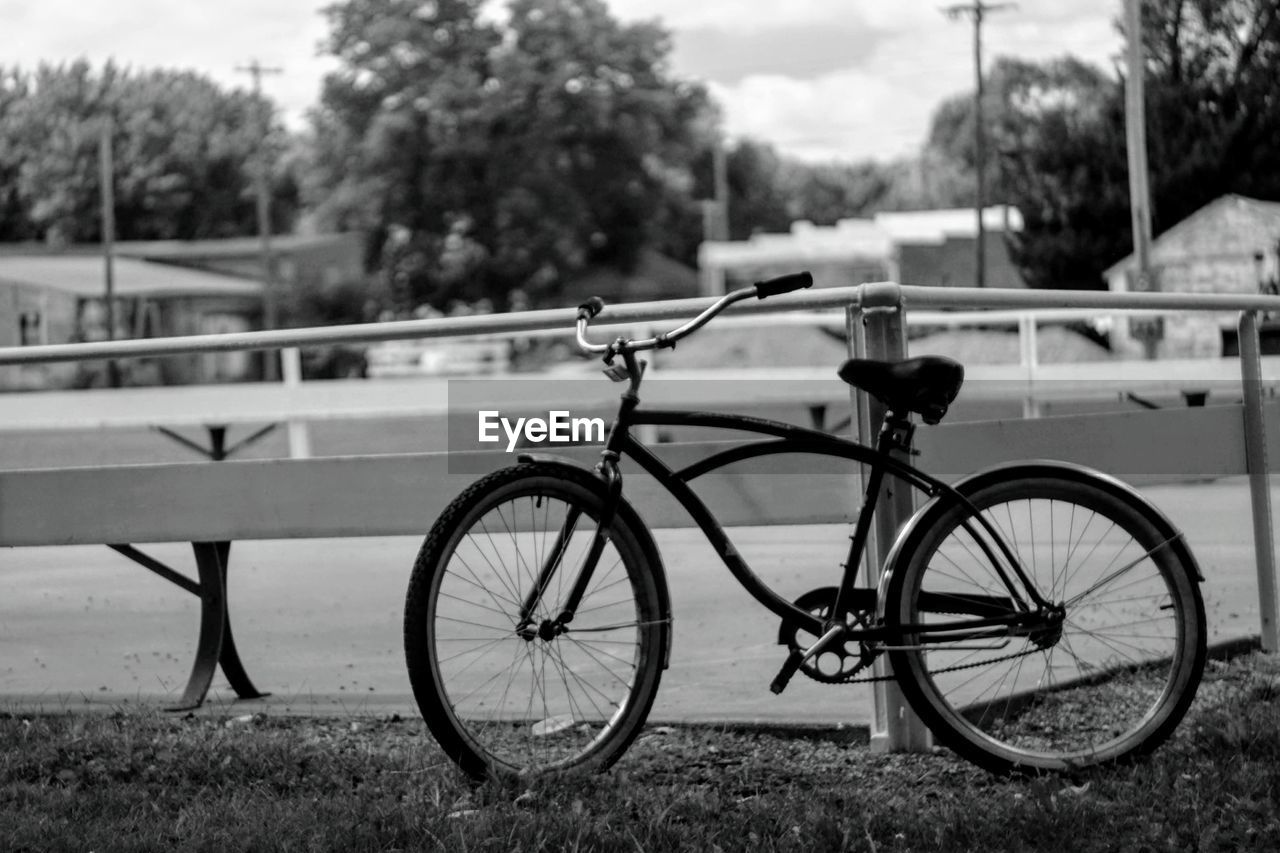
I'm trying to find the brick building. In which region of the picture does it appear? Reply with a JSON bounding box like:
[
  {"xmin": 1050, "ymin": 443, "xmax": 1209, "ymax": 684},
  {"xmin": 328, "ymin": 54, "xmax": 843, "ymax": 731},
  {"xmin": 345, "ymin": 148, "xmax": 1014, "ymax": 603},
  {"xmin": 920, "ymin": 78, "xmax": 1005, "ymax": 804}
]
[{"xmin": 1105, "ymin": 195, "xmax": 1280, "ymax": 357}]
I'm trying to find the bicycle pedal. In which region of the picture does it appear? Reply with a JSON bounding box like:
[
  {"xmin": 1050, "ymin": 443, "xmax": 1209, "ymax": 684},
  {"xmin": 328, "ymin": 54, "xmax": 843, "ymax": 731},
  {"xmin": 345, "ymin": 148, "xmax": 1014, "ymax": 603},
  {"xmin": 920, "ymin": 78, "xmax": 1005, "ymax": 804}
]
[{"xmin": 769, "ymin": 650, "xmax": 804, "ymax": 695}]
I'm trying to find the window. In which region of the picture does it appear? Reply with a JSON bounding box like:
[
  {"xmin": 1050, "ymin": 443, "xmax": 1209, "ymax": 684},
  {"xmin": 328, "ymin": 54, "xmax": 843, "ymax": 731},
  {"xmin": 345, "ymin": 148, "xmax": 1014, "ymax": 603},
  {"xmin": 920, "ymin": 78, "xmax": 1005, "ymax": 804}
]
[{"xmin": 18, "ymin": 311, "xmax": 42, "ymax": 346}]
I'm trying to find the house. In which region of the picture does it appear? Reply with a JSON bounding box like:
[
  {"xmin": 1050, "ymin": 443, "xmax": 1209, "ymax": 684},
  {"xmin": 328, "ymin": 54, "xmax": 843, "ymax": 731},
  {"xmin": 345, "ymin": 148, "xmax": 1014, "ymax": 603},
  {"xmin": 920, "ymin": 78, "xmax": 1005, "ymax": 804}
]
[
  {"xmin": 0, "ymin": 254, "xmax": 263, "ymax": 390},
  {"xmin": 697, "ymin": 206, "xmax": 1025, "ymax": 295},
  {"xmin": 115, "ymin": 232, "xmax": 366, "ymax": 295},
  {"xmin": 1105, "ymin": 195, "xmax": 1280, "ymax": 357}
]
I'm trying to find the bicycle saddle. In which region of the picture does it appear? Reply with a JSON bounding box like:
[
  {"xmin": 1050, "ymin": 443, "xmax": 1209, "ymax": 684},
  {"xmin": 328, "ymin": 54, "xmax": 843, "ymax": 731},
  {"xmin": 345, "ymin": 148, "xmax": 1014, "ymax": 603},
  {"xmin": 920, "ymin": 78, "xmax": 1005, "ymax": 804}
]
[{"xmin": 837, "ymin": 356, "xmax": 964, "ymax": 425}]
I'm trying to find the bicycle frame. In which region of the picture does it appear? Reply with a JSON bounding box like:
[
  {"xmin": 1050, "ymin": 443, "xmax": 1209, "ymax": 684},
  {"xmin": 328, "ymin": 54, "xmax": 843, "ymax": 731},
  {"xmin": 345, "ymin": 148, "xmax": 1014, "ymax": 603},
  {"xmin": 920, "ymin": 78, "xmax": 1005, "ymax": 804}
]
[{"xmin": 522, "ymin": 347, "xmax": 1057, "ymax": 649}]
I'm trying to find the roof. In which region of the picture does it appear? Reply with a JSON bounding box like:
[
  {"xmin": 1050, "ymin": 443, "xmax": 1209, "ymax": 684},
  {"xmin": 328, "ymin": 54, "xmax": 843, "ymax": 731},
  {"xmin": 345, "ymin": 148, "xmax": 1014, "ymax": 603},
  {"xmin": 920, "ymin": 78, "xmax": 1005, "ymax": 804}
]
[
  {"xmin": 875, "ymin": 207, "xmax": 1024, "ymax": 244},
  {"xmin": 0, "ymin": 255, "xmax": 263, "ymax": 299},
  {"xmin": 700, "ymin": 206, "xmax": 1022, "ymax": 267},
  {"xmin": 1104, "ymin": 194, "xmax": 1280, "ymax": 279},
  {"xmin": 114, "ymin": 232, "xmax": 363, "ymax": 260}
]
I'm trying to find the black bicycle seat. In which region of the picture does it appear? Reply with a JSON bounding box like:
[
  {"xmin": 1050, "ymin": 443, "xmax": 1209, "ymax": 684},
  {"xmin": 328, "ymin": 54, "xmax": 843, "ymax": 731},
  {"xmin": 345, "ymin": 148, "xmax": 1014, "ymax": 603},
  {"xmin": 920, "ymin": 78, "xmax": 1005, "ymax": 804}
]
[{"xmin": 837, "ymin": 356, "xmax": 965, "ymax": 424}]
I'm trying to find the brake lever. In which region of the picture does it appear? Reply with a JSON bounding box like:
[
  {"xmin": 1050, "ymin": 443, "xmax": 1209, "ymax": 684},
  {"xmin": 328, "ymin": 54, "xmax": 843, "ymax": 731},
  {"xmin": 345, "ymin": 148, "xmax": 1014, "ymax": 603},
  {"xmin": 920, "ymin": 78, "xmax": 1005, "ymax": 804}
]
[{"xmin": 602, "ymin": 359, "xmax": 646, "ymax": 383}]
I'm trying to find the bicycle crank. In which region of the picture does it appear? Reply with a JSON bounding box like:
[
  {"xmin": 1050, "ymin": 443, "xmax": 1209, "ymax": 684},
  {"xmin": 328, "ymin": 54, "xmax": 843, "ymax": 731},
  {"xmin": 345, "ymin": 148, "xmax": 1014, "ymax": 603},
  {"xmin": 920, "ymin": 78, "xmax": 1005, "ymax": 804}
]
[{"xmin": 774, "ymin": 587, "xmax": 879, "ymax": 689}]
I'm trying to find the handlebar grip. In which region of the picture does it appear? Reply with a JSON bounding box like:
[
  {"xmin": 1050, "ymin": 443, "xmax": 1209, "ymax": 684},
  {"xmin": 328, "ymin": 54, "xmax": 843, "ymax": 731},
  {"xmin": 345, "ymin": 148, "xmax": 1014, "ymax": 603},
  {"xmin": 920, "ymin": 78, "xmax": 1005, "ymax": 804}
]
[
  {"xmin": 755, "ymin": 271, "xmax": 813, "ymax": 299},
  {"xmin": 577, "ymin": 296, "xmax": 606, "ymax": 321}
]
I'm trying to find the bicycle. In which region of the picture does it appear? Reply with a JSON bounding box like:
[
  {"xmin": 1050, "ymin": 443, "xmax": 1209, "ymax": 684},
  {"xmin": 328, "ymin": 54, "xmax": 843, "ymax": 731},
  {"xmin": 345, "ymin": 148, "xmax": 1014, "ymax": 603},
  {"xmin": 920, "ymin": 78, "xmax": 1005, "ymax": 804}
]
[{"xmin": 404, "ymin": 271, "xmax": 1207, "ymax": 781}]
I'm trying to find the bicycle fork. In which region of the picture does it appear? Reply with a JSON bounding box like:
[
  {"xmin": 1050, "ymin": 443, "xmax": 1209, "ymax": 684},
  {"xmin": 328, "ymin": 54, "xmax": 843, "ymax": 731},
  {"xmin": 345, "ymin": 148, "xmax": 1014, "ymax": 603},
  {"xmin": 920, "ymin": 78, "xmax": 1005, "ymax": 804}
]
[{"xmin": 514, "ymin": 454, "xmax": 623, "ymax": 641}]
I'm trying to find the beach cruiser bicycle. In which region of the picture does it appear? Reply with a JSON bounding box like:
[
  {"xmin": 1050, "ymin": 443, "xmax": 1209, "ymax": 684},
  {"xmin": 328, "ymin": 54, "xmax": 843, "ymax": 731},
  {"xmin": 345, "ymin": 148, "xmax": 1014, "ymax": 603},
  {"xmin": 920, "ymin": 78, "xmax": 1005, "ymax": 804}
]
[{"xmin": 404, "ymin": 272, "xmax": 1207, "ymax": 781}]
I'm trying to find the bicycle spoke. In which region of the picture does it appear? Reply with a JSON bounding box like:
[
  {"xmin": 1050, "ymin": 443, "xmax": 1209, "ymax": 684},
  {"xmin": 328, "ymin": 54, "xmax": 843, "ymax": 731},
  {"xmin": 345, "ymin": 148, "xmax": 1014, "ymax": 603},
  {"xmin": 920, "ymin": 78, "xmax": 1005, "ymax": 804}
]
[
  {"xmin": 407, "ymin": 469, "xmax": 665, "ymax": 779},
  {"xmin": 1063, "ymin": 536, "xmax": 1180, "ymax": 608}
]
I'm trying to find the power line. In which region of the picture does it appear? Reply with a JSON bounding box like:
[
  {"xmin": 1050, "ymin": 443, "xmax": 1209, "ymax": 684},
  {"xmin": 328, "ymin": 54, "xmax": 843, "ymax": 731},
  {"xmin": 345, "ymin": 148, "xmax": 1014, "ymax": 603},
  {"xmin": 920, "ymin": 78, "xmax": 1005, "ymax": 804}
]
[{"xmin": 942, "ymin": 1, "xmax": 1016, "ymax": 288}]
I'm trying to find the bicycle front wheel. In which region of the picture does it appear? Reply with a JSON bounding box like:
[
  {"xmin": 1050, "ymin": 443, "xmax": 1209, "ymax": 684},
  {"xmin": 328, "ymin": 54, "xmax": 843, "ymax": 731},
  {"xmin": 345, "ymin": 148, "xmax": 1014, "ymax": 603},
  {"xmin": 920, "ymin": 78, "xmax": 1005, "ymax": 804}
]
[
  {"xmin": 404, "ymin": 462, "xmax": 670, "ymax": 781},
  {"xmin": 885, "ymin": 467, "xmax": 1206, "ymax": 773}
]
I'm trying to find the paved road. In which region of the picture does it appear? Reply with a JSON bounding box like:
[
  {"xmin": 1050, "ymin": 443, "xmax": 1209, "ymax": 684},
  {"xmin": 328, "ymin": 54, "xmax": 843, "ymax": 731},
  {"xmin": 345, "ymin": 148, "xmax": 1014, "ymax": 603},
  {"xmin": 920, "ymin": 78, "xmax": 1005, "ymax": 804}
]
[{"xmin": 0, "ymin": 478, "xmax": 1269, "ymax": 725}]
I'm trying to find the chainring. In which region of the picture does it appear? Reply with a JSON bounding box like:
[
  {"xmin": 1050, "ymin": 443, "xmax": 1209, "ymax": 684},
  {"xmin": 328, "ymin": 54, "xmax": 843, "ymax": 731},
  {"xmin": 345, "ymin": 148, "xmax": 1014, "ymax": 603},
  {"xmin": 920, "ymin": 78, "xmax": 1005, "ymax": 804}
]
[{"xmin": 777, "ymin": 586, "xmax": 878, "ymax": 684}]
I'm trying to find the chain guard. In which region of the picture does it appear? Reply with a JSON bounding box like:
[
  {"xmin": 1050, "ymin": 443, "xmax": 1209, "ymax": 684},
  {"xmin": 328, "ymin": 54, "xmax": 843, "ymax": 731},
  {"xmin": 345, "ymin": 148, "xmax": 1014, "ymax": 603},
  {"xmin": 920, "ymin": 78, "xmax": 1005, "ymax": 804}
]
[{"xmin": 777, "ymin": 586, "xmax": 878, "ymax": 684}]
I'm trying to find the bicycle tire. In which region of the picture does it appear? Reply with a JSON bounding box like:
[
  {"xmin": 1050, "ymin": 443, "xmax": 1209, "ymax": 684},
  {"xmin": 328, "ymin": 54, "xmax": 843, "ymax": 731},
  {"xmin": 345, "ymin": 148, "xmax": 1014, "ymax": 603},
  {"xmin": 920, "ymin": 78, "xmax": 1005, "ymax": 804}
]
[
  {"xmin": 883, "ymin": 464, "xmax": 1206, "ymax": 774},
  {"xmin": 404, "ymin": 461, "xmax": 670, "ymax": 781}
]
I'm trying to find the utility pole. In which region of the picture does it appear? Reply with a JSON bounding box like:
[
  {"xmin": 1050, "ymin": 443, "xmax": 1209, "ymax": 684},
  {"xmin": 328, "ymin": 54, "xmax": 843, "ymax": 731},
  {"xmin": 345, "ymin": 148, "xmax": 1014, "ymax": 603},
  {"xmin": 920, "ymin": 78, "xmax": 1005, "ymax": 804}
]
[
  {"xmin": 99, "ymin": 116, "xmax": 121, "ymax": 387},
  {"xmin": 712, "ymin": 140, "xmax": 730, "ymax": 242},
  {"xmin": 943, "ymin": 0, "xmax": 1015, "ymax": 288},
  {"xmin": 236, "ymin": 59, "xmax": 283, "ymax": 378},
  {"xmin": 1123, "ymin": 0, "xmax": 1159, "ymax": 359},
  {"xmin": 700, "ymin": 140, "xmax": 731, "ymax": 243}
]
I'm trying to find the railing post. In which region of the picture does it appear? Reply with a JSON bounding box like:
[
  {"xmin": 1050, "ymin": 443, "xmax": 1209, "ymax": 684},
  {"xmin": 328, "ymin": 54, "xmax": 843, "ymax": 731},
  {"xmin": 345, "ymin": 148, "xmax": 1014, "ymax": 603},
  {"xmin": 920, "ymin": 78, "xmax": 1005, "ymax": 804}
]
[
  {"xmin": 1019, "ymin": 312, "xmax": 1041, "ymax": 418},
  {"xmin": 847, "ymin": 285, "xmax": 932, "ymax": 753},
  {"xmin": 280, "ymin": 347, "xmax": 312, "ymax": 459},
  {"xmin": 1239, "ymin": 311, "xmax": 1278, "ymax": 651}
]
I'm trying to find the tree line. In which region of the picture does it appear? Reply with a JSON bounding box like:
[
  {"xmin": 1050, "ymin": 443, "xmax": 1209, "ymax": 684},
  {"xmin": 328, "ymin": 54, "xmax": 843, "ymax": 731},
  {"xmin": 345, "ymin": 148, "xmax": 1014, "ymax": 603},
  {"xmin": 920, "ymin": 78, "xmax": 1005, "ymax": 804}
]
[{"xmin": 0, "ymin": 0, "xmax": 1277, "ymax": 319}]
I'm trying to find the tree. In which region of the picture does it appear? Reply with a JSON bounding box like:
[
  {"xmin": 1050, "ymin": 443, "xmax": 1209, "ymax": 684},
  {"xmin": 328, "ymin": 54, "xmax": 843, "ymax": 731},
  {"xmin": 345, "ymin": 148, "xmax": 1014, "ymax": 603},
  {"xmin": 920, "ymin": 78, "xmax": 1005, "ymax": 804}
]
[
  {"xmin": 778, "ymin": 159, "xmax": 896, "ymax": 225},
  {"xmin": 714, "ymin": 140, "xmax": 792, "ymax": 239},
  {"xmin": 308, "ymin": 0, "xmax": 713, "ymax": 310},
  {"xmin": 1139, "ymin": 0, "xmax": 1280, "ymax": 228},
  {"xmin": 919, "ymin": 0, "xmax": 1280, "ymax": 290},
  {"xmin": 0, "ymin": 61, "xmax": 299, "ymax": 243}
]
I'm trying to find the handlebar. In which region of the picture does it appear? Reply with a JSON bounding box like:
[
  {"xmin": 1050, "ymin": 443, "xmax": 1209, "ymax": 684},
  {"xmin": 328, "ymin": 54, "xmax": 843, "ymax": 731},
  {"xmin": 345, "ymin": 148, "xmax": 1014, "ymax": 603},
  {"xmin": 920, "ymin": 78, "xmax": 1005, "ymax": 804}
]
[
  {"xmin": 753, "ymin": 271, "xmax": 813, "ymax": 299},
  {"xmin": 575, "ymin": 271, "xmax": 812, "ymax": 355}
]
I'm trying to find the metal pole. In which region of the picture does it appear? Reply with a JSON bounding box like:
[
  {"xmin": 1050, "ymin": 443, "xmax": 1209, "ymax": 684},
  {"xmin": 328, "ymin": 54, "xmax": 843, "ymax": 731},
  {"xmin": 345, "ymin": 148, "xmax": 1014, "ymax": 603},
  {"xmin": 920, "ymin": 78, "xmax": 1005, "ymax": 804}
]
[
  {"xmin": 1124, "ymin": 0, "xmax": 1158, "ymax": 359},
  {"xmin": 99, "ymin": 117, "xmax": 120, "ymax": 388},
  {"xmin": 280, "ymin": 347, "xmax": 312, "ymax": 459},
  {"xmin": 973, "ymin": 6, "xmax": 986, "ymax": 289},
  {"xmin": 1018, "ymin": 312, "xmax": 1040, "ymax": 417},
  {"xmin": 943, "ymin": 1, "xmax": 1014, "ymax": 289},
  {"xmin": 712, "ymin": 140, "xmax": 730, "ymax": 242},
  {"xmin": 237, "ymin": 60, "xmax": 283, "ymax": 380},
  {"xmin": 849, "ymin": 284, "xmax": 932, "ymax": 752},
  {"xmin": 1239, "ymin": 310, "xmax": 1278, "ymax": 651}
]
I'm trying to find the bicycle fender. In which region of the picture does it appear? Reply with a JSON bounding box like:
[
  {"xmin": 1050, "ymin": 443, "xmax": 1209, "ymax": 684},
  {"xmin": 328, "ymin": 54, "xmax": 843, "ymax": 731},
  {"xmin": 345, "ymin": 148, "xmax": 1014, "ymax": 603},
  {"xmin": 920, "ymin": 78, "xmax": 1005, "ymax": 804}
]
[
  {"xmin": 875, "ymin": 459, "xmax": 1205, "ymax": 623},
  {"xmin": 516, "ymin": 451, "xmax": 600, "ymax": 473},
  {"xmin": 515, "ymin": 453, "xmax": 675, "ymax": 669}
]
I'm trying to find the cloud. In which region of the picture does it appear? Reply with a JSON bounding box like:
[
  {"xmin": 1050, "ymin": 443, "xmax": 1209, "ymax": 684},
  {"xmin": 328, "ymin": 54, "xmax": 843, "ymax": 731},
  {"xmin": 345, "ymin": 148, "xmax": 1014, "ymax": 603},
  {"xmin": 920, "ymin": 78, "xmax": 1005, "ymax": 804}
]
[
  {"xmin": 3, "ymin": 0, "xmax": 336, "ymax": 128},
  {"xmin": 4, "ymin": 0, "xmax": 1126, "ymax": 161},
  {"xmin": 606, "ymin": 0, "xmax": 854, "ymax": 33},
  {"xmin": 685, "ymin": 4, "xmax": 1122, "ymax": 162},
  {"xmin": 711, "ymin": 72, "xmax": 921, "ymax": 163},
  {"xmin": 672, "ymin": 24, "xmax": 881, "ymax": 85}
]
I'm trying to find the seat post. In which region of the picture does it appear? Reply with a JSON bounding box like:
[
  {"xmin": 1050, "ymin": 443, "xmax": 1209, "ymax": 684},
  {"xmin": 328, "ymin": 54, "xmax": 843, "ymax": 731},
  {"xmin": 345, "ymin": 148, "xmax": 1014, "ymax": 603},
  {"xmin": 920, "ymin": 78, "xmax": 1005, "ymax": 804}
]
[{"xmin": 875, "ymin": 411, "xmax": 915, "ymax": 455}]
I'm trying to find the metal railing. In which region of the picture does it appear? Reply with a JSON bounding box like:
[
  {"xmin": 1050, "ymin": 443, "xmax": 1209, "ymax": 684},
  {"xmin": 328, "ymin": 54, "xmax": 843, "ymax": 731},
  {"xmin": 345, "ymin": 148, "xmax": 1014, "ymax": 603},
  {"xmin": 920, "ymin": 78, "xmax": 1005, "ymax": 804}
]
[
  {"xmin": 4, "ymin": 282, "xmax": 1280, "ymax": 365},
  {"xmin": 4, "ymin": 280, "xmax": 1280, "ymax": 749}
]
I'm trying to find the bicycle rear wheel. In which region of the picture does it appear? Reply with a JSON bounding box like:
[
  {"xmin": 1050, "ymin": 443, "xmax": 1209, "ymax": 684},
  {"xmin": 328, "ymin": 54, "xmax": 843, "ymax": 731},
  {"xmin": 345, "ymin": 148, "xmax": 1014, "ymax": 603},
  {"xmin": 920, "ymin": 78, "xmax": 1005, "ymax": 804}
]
[
  {"xmin": 884, "ymin": 467, "xmax": 1205, "ymax": 773},
  {"xmin": 404, "ymin": 462, "xmax": 669, "ymax": 781}
]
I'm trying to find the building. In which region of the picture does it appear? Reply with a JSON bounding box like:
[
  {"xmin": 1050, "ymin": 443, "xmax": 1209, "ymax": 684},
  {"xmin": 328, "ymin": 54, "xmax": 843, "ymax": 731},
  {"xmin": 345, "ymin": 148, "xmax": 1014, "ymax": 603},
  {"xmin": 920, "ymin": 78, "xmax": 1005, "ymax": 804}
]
[
  {"xmin": 1105, "ymin": 195, "xmax": 1280, "ymax": 357},
  {"xmin": 0, "ymin": 254, "xmax": 263, "ymax": 390},
  {"xmin": 697, "ymin": 206, "xmax": 1025, "ymax": 295},
  {"xmin": 115, "ymin": 232, "xmax": 366, "ymax": 295}
]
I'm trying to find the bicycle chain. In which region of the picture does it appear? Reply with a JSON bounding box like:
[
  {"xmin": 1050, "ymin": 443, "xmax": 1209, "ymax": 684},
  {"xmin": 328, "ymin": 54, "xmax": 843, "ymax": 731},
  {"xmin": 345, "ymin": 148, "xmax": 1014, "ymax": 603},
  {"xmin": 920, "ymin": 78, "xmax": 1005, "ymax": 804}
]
[{"xmin": 836, "ymin": 644, "xmax": 1045, "ymax": 684}]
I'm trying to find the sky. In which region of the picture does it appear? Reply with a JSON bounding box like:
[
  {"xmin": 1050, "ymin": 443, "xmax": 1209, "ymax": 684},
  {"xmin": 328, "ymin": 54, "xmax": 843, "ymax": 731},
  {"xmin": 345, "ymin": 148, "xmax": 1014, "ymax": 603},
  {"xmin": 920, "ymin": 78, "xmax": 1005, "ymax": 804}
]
[{"xmin": 1, "ymin": 0, "xmax": 1125, "ymax": 163}]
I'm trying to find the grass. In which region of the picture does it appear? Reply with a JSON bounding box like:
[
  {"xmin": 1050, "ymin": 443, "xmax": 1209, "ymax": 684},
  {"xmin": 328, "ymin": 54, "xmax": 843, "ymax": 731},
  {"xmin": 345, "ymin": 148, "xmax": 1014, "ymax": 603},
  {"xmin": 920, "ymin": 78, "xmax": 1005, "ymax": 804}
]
[{"xmin": 3, "ymin": 654, "xmax": 1280, "ymax": 852}]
